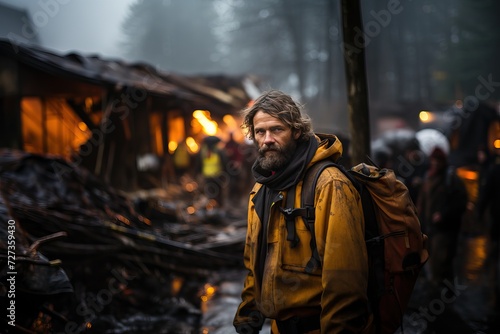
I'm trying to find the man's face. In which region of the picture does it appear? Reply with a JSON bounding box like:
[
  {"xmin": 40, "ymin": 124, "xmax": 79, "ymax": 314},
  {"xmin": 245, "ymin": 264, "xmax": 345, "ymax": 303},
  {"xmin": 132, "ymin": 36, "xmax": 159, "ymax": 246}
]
[{"xmin": 253, "ymin": 110, "xmax": 300, "ymax": 171}]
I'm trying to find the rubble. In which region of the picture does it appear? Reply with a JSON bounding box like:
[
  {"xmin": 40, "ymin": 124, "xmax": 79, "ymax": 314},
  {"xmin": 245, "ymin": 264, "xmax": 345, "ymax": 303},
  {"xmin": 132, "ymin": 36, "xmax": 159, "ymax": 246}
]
[{"xmin": 0, "ymin": 149, "xmax": 246, "ymax": 333}]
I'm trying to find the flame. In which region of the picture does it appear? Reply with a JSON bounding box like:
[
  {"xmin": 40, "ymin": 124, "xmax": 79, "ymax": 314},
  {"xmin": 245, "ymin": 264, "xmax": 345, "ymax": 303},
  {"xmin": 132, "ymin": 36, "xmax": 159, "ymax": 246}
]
[
  {"xmin": 172, "ymin": 277, "xmax": 184, "ymax": 295},
  {"xmin": 206, "ymin": 286, "xmax": 216, "ymax": 295},
  {"xmin": 494, "ymin": 139, "xmax": 500, "ymax": 149},
  {"xmin": 85, "ymin": 97, "xmax": 93, "ymax": 111},
  {"xmin": 223, "ymin": 114, "xmax": 237, "ymax": 129},
  {"xmin": 78, "ymin": 122, "xmax": 88, "ymax": 131},
  {"xmin": 200, "ymin": 283, "xmax": 217, "ymax": 303},
  {"xmin": 168, "ymin": 140, "xmax": 178, "ymax": 153},
  {"xmin": 456, "ymin": 168, "xmax": 478, "ymax": 181},
  {"xmin": 186, "ymin": 136, "xmax": 199, "ymax": 153},
  {"xmin": 193, "ymin": 110, "xmax": 218, "ymax": 135},
  {"xmin": 185, "ymin": 182, "xmax": 197, "ymax": 192}
]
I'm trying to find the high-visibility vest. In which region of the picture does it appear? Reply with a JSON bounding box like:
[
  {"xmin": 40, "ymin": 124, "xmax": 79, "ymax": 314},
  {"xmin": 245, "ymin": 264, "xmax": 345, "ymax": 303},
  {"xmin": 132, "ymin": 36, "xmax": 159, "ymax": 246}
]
[{"xmin": 202, "ymin": 148, "xmax": 222, "ymax": 177}]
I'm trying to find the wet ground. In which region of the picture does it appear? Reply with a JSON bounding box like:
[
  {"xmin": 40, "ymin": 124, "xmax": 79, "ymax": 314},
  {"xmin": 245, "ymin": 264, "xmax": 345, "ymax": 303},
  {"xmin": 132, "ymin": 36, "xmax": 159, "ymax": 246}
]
[
  {"xmin": 200, "ymin": 269, "xmax": 272, "ymax": 334},
  {"xmin": 200, "ymin": 230, "xmax": 500, "ymax": 334},
  {"xmin": 399, "ymin": 231, "xmax": 500, "ymax": 334}
]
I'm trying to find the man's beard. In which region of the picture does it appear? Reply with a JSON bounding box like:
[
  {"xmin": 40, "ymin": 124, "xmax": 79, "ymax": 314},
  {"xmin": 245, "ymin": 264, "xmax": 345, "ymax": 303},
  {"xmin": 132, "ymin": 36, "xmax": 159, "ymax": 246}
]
[{"xmin": 257, "ymin": 140, "xmax": 297, "ymax": 171}]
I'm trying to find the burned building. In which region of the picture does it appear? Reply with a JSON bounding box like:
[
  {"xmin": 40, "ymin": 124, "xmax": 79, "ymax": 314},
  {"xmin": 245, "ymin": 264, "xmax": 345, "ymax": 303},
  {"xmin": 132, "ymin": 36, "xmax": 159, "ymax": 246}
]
[
  {"xmin": 0, "ymin": 38, "xmax": 258, "ymax": 332},
  {"xmin": 0, "ymin": 38, "xmax": 259, "ymax": 191}
]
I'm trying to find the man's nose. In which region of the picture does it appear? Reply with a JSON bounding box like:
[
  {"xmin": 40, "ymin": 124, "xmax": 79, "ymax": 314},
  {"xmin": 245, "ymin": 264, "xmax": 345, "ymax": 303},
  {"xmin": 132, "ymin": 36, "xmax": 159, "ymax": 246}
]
[{"xmin": 263, "ymin": 131, "xmax": 275, "ymax": 144}]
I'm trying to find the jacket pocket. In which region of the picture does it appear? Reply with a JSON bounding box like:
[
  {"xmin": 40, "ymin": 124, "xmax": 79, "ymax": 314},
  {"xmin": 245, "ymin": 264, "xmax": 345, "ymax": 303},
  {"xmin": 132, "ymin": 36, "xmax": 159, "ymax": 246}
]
[{"xmin": 281, "ymin": 221, "xmax": 321, "ymax": 276}]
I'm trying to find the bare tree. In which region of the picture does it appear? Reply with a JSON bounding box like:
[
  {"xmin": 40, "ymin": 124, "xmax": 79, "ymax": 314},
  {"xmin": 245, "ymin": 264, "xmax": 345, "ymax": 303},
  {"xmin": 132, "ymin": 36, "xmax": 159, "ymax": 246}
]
[{"xmin": 341, "ymin": 0, "xmax": 371, "ymax": 164}]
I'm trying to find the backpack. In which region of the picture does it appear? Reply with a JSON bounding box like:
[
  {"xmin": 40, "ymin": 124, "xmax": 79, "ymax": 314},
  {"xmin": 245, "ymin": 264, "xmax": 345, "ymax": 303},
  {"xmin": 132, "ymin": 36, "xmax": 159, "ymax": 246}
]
[{"xmin": 280, "ymin": 160, "xmax": 429, "ymax": 334}]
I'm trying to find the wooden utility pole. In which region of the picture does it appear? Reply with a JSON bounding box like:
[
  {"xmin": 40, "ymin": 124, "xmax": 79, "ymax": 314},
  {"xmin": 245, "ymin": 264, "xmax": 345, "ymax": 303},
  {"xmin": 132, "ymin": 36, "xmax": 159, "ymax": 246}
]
[{"xmin": 340, "ymin": 0, "xmax": 371, "ymax": 164}]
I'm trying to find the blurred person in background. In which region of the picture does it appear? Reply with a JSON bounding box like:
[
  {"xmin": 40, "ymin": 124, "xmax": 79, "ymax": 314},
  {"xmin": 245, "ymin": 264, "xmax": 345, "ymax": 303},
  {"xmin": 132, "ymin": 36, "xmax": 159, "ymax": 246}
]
[
  {"xmin": 476, "ymin": 145, "xmax": 500, "ymax": 308},
  {"xmin": 417, "ymin": 147, "xmax": 468, "ymax": 287},
  {"xmin": 172, "ymin": 140, "xmax": 192, "ymax": 180},
  {"xmin": 224, "ymin": 132, "xmax": 245, "ymax": 206},
  {"xmin": 401, "ymin": 138, "xmax": 428, "ymax": 204},
  {"xmin": 195, "ymin": 136, "xmax": 228, "ymax": 208}
]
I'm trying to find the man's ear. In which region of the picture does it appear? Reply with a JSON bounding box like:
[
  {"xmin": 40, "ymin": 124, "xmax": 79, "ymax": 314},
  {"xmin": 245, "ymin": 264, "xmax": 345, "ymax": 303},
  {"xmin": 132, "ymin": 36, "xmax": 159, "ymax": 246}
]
[{"xmin": 293, "ymin": 129, "xmax": 301, "ymax": 140}]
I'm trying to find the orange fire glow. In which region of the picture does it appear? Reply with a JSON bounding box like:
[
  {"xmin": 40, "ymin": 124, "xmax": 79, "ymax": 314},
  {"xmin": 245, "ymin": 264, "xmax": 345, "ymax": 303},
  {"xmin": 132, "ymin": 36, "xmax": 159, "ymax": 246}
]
[
  {"xmin": 186, "ymin": 136, "xmax": 199, "ymax": 153},
  {"xmin": 193, "ymin": 110, "xmax": 218, "ymax": 135}
]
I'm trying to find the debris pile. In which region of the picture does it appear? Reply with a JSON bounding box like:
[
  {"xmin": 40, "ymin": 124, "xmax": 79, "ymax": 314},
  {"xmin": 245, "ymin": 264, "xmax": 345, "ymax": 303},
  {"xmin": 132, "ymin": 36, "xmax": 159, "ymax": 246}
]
[{"xmin": 0, "ymin": 149, "xmax": 245, "ymax": 333}]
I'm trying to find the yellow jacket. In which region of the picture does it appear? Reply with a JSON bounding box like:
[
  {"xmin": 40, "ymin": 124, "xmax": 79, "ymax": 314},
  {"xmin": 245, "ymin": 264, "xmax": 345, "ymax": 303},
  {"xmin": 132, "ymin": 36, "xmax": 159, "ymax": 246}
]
[{"xmin": 234, "ymin": 135, "xmax": 373, "ymax": 334}]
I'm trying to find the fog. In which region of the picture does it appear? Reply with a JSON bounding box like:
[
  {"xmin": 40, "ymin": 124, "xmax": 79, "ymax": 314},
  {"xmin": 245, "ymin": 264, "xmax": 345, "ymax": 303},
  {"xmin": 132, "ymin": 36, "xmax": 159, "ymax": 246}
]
[
  {"xmin": 1, "ymin": 0, "xmax": 499, "ymax": 134},
  {"xmin": 0, "ymin": 0, "xmax": 134, "ymax": 58}
]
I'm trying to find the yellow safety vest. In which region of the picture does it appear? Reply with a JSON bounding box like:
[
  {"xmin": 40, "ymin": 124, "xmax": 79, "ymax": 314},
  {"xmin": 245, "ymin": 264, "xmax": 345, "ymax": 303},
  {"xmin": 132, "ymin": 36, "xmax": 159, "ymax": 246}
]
[{"xmin": 202, "ymin": 148, "xmax": 222, "ymax": 177}]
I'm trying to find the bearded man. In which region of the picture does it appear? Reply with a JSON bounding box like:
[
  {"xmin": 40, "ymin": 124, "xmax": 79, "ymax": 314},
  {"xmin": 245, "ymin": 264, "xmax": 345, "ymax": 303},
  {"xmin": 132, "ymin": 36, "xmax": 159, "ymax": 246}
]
[{"xmin": 233, "ymin": 90, "xmax": 373, "ymax": 334}]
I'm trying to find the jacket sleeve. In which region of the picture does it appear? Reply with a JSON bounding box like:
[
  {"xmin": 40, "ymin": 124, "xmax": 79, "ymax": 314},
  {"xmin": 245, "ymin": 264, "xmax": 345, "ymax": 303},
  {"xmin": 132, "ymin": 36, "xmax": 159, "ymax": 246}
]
[
  {"xmin": 313, "ymin": 171, "xmax": 373, "ymax": 334},
  {"xmin": 233, "ymin": 214, "xmax": 265, "ymax": 333}
]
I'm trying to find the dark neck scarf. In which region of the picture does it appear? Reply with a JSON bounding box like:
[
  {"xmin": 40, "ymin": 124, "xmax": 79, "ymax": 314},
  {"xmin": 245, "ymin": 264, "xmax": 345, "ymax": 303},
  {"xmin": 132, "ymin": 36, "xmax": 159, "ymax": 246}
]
[
  {"xmin": 251, "ymin": 135, "xmax": 318, "ymax": 286},
  {"xmin": 252, "ymin": 135, "xmax": 318, "ymax": 191}
]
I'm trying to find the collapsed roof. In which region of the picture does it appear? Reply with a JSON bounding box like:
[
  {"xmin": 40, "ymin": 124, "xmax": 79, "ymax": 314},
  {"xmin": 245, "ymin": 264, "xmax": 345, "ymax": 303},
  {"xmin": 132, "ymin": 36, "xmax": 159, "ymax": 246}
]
[{"xmin": 0, "ymin": 38, "xmax": 259, "ymax": 112}]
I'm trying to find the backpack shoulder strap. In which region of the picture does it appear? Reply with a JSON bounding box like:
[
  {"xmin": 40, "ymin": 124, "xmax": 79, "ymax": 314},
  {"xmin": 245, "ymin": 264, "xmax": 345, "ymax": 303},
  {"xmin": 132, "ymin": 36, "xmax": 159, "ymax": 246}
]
[
  {"xmin": 280, "ymin": 160, "xmax": 338, "ymax": 250},
  {"xmin": 302, "ymin": 160, "xmax": 337, "ymax": 273},
  {"xmin": 280, "ymin": 185, "xmax": 299, "ymax": 248},
  {"xmin": 301, "ymin": 160, "xmax": 337, "ymax": 210}
]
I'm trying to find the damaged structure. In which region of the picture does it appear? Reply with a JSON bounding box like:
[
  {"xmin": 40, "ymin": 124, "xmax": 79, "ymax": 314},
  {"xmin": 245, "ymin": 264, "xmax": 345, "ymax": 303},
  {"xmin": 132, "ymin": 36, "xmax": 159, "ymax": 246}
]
[
  {"xmin": 0, "ymin": 38, "xmax": 259, "ymax": 191},
  {"xmin": 0, "ymin": 39, "xmax": 256, "ymax": 333},
  {"xmin": 0, "ymin": 149, "xmax": 247, "ymax": 332}
]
